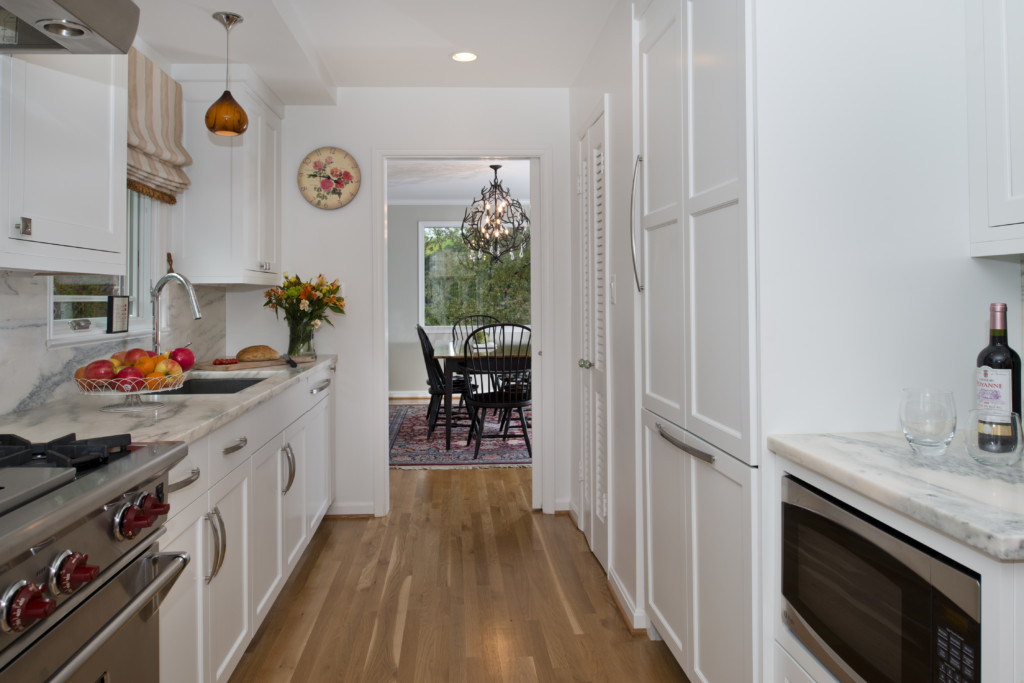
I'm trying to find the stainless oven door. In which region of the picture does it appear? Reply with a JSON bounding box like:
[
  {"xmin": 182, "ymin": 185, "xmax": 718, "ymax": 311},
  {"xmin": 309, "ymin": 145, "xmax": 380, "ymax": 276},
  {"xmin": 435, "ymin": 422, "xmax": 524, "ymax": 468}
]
[
  {"xmin": 0, "ymin": 540, "xmax": 188, "ymax": 683},
  {"xmin": 781, "ymin": 475, "xmax": 980, "ymax": 683}
]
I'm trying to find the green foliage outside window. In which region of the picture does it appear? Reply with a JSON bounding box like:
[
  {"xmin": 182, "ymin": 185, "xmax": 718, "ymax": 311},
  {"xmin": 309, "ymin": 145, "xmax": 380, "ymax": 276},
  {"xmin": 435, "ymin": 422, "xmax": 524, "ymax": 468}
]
[
  {"xmin": 52, "ymin": 276, "xmax": 120, "ymax": 320},
  {"xmin": 423, "ymin": 226, "xmax": 530, "ymax": 326}
]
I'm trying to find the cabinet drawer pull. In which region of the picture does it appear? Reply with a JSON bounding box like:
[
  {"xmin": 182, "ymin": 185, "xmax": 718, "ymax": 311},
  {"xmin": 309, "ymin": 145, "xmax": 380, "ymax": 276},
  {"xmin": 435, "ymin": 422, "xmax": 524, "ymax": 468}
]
[
  {"xmin": 168, "ymin": 467, "xmax": 200, "ymax": 493},
  {"xmin": 655, "ymin": 422, "xmax": 716, "ymax": 464},
  {"xmin": 310, "ymin": 379, "xmax": 331, "ymax": 395},
  {"xmin": 222, "ymin": 436, "xmax": 248, "ymax": 455}
]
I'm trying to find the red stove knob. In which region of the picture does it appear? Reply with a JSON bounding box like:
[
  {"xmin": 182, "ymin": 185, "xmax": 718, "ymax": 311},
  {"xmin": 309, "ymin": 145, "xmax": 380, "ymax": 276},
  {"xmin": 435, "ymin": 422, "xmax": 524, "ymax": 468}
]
[
  {"xmin": 53, "ymin": 552, "xmax": 100, "ymax": 595},
  {"xmin": 2, "ymin": 582, "xmax": 55, "ymax": 632},
  {"xmin": 115, "ymin": 504, "xmax": 154, "ymax": 540},
  {"xmin": 139, "ymin": 493, "xmax": 170, "ymax": 518}
]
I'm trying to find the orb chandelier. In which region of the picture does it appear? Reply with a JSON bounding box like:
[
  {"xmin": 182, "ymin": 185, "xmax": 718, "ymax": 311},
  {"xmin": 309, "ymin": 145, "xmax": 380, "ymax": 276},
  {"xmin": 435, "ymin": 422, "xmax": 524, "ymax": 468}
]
[
  {"xmin": 205, "ymin": 12, "xmax": 248, "ymax": 137},
  {"xmin": 460, "ymin": 164, "xmax": 530, "ymax": 262}
]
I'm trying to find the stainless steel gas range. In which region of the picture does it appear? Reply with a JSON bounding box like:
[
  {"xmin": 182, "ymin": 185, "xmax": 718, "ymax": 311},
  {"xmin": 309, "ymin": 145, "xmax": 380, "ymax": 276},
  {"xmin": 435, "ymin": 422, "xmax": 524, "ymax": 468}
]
[{"xmin": 0, "ymin": 433, "xmax": 189, "ymax": 682}]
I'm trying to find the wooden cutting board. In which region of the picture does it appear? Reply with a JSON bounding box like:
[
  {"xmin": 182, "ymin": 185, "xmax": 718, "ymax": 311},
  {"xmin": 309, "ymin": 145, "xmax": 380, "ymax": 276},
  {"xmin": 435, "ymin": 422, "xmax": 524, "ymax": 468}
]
[{"xmin": 193, "ymin": 357, "xmax": 291, "ymax": 372}]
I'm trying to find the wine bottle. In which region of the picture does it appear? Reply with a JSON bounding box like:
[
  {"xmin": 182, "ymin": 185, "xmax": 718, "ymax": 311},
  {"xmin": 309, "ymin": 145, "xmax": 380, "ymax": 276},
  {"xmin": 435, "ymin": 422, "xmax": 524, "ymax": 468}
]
[{"xmin": 976, "ymin": 302, "xmax": 1022, "ymax": 452}]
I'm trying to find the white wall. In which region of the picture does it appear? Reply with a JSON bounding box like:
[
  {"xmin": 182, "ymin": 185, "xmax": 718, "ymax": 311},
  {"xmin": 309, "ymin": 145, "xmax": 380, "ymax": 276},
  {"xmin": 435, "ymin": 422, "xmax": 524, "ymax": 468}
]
[
  {"xmin": 755, "ymin": 1, "xmax": 1021, "ymax": 436},
  {"xmin": 386, "ymin": 203, "xmax": 463, "ymax": 394},
  {"xmin": 569, "ymin": 0, "xmax": 641, "ymax": 625},
  {"xmin": 226, "ymin": 87, "xmax": 572, "ymax": 515}
]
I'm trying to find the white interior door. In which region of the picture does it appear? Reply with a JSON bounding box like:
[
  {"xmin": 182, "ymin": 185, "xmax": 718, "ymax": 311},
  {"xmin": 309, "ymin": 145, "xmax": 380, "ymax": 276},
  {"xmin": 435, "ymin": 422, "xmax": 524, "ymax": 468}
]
[{"xmin": 577, "ymin": 105, "xmax": 609, "ymax": 569}]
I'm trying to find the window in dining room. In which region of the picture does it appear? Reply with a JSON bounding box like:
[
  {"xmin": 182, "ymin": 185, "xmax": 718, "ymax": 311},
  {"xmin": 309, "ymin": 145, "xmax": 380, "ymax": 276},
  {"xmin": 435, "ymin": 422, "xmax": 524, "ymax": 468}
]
[{"xmin": 419, "ymin": 221, "xmax": 530, "ymax": 328}]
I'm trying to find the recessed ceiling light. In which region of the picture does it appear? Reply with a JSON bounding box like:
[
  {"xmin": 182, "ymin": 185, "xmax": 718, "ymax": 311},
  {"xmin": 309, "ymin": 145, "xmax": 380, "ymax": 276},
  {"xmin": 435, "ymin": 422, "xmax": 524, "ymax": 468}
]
[{"xmin": 451, "ymin": 52, "xmax": 477, "ymax": 63}]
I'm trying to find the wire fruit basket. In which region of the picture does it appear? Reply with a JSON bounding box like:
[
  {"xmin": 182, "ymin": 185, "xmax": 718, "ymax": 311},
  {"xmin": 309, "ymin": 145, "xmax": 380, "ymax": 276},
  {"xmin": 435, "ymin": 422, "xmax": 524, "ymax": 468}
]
[{"xmin": 73, "ymin": 372, "xmax": 190, "ymax": 412}]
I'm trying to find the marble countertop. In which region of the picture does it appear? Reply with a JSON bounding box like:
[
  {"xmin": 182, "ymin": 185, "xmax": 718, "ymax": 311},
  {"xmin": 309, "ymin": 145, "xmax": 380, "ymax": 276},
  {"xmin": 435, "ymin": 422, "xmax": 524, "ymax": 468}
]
[
  {"xmin": 768, "ymin": 431, "xmax": 1024, "ymax": 560},
  {"xmin": 0, "ymin": 356, "xmax": 336, "ymax": 446}
]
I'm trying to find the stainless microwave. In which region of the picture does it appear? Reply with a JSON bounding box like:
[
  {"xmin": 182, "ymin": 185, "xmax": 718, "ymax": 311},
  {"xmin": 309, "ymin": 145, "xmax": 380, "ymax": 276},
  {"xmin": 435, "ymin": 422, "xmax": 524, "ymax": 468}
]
[{"xmin": 781, "ymin": 475, "xmax": 980, "ymax": 683}]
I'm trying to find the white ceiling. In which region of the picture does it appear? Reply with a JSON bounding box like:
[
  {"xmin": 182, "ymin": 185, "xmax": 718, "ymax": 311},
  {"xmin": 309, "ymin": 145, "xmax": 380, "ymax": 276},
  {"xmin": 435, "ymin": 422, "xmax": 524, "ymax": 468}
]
[
  {"xmin": 132, "ymin": 0, "xmax": 618, "ymax": 105},
  {"xmin": 386, "ymin": 159, "xmax": 530, "ymax": 204}
]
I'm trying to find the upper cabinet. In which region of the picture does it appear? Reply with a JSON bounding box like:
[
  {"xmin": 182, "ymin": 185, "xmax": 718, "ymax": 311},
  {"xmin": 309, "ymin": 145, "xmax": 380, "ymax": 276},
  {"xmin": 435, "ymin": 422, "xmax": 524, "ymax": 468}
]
[
  {"xmin": 639, "ymin": 0, "xmax": 753, "ymax": 465},
  {"xmin": 174, "ymin": 77, "xmax": 281, "ymax": 285},
  {"xmin": 968, "ymin": 0, "xmax": 1024, "ymax": 256},
  {"xmin": 0, "ymin": 55, "xmax": 127, "ymax": 275}
]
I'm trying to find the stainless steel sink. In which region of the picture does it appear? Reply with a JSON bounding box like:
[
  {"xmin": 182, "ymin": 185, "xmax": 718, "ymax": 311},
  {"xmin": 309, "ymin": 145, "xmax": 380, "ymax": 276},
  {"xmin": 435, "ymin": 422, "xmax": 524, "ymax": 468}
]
[{"xmin": 165, "ymin": 377, "xmax": 266, "ymax": 395}]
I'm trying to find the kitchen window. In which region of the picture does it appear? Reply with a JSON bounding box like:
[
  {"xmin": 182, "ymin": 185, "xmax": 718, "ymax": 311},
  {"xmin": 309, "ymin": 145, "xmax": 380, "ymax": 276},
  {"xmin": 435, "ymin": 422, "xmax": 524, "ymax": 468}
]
[
  {"xmin": 48, "ymin": 190, "xmax": 156, "ymax": 346},
  {"xmin": 419, "ymin": 221, "xmax": 530, "ymax": 331}
]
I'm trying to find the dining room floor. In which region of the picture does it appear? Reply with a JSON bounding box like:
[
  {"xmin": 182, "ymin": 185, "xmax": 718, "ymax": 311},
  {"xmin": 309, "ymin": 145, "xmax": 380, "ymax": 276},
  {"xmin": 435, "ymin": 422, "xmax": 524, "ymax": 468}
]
[{"xmin": 229, "ymin": 467, "xmax": 688, "ymax": 682}]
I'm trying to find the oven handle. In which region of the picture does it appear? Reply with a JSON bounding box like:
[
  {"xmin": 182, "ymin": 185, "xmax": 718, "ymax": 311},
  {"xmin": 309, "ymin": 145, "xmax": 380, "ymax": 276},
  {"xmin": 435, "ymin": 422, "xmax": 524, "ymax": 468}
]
[
  {"xmin": 47, "ymin": 551, "xmax": 190, "ymax": 683},
  {"xmin": 168, "ymin": 467, "xmax": 201, "ymax": 493}
]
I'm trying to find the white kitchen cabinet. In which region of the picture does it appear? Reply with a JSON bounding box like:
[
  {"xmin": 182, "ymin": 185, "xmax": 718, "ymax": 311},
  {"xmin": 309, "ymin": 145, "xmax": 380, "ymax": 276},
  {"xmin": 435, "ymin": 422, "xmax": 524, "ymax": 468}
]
[
  {"xmin": 175, "ymin": 78, "xmax": 281, "ymax": 285},
  {"xmin": 638, "ymin": 0, "xmax": 753, "ymax": 464},
  {"xmin": 968, "ymin": 0, "xmax": 1024, "ymax": 255},
  {"xmin": 638, "ymin": 0, "xmax": 758, "ymax": 679},
  {"xmin": 159, "ymin": 363, "xmax": 335, "ymax": 683},
  {"xmin": 0, "ymin": 54, "xmax": 127, "ymax": 275},
  {"xmin": 641, "ymin": 411, "xmax": 690, "ymax": 668},
  {"xmin": 281, "ymin": 415, "xmax": 308, "ymax": 573},
  {"xmin": 207, "ymin": 461, "xmax": 251, "ymax": 683},
  {"xmin": 686, "ymin": 430, "xmax": 755, "ymax": 683},
  {"xmin": 304, "ymin": 371, "xmax": 333, "ymax": 533},
  {"xmin": 159, "ymin": 494, "xmax": 210, "ymax": 683},
  {"xmin": 638, "ymin": 0, "xmax": 686, "ymax": 429},
  {"xmin": 642, "ymin": 411, "xmax": 756, "ymax": 683},
  {"xmin": 250, "ymin": 433, "xmax": 285, "ymax": 628}
]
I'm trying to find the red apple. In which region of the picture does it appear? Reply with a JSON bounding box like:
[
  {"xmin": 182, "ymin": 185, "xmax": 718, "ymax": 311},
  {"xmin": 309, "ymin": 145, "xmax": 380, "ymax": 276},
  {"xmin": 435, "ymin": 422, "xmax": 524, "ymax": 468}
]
[
  {"xmin": 154, "ymin": 358, "xmax": 183, "ymax": 376},
  {"xmin": 124, "ymin": 348, "xmax": 148, "ymax": 365},
  {"xmin": 110, "ymin": 351, "xmax": 128, "ymax": 365},
  {"xmin": 114, "ymin": 366, "xmax": 145, "ymax": 392},
  {"xmin": 169, "ymin": 347, "xmax": 195, "ymax": 371},
  {"xmin": 146, "ymin": 350, "xmax": 160, "ymax": 357},
  {"xmin": 83, "ymin": 359, "xmax": 115, "ymax": 381}
]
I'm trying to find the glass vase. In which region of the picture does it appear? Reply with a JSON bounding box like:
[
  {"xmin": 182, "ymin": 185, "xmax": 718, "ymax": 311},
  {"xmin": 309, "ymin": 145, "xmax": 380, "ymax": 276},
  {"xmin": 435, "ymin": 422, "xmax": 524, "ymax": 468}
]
[{"xmin": 287, "ymin": 322, "xmax": 316, "ymax": 361}]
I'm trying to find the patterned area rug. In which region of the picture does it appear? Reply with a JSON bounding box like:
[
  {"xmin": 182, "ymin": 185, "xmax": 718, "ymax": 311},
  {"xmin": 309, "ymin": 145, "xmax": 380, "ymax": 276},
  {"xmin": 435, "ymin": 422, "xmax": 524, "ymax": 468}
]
[{"xmin": 389, "ymin": 403, "xmax": 532, "ymax": 468}]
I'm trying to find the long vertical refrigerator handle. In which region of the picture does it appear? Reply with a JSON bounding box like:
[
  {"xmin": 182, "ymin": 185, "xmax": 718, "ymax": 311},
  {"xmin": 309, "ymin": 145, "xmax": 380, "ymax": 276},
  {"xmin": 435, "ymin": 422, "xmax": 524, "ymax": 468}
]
[{"xmin": 630, "ymin": 154, "xmax": 644, "ymax": 293}]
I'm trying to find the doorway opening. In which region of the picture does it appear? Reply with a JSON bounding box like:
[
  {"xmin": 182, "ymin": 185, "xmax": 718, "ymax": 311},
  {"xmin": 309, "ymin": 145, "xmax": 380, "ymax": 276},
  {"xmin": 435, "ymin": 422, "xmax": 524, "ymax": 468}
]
[{"xmin": 382, "ymin": 155, "xmax": 543, "ymax": 509}]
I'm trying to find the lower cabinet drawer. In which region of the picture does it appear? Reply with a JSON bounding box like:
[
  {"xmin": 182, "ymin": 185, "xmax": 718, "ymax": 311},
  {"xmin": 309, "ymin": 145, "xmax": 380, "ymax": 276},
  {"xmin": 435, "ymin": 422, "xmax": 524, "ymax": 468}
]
[{"xmin": 166, "ymin": 435, "xmax": 209, "ymax": 511}]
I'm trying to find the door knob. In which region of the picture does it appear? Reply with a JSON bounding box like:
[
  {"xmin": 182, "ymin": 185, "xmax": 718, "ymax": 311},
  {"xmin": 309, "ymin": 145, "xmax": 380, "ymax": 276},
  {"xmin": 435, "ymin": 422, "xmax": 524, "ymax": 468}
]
[{"xmin": 578, "ymin": 359, "xmax": 593, "ymax": 369}]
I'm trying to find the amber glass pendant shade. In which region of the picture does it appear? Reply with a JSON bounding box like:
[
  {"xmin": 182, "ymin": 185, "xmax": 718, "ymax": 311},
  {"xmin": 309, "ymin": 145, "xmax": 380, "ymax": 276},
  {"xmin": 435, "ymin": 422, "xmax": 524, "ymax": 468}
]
[
  {"xmin": 206, "ymin": 11, "xmax": 247, "ymax": 137},
  {"xmin": 205, "ymin": 90, "xmax": 248, "ymax": 136}
]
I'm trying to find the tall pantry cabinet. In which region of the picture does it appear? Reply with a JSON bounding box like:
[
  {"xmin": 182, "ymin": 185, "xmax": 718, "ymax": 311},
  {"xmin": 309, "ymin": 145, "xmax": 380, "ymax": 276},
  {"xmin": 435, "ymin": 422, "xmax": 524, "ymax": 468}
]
[{"xmin": 637, "ymin": 0, "xmax": 759, "ymax": 681}]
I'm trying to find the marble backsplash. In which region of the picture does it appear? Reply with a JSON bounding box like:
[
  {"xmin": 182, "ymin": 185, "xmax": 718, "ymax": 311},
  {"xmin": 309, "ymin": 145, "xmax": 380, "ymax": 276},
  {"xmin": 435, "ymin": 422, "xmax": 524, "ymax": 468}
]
[{"xmin": 0, "ymin": 270, "xmax": 227, "ymax": 415}]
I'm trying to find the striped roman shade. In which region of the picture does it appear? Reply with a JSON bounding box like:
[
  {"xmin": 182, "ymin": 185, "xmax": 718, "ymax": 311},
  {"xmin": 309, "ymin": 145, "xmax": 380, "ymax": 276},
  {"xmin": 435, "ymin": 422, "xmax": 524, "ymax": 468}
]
[{"xmin": 127, "ymin": 48, "xmax": 192, "ymax": 204}]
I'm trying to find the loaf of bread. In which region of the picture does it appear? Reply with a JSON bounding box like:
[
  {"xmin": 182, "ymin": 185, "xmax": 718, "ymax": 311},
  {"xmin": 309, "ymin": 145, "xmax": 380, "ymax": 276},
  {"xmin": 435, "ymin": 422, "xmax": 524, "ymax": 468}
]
[{"xmin": 236, "ymin": 345, "xmax": 280, "ymax": 362}]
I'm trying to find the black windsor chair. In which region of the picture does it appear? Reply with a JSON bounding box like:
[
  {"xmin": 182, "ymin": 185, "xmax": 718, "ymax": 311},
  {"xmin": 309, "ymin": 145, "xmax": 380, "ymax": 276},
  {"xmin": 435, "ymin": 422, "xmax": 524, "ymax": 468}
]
[{"xmin": 460, "ymin": 323, "xmax": 532, "ymax": 459}]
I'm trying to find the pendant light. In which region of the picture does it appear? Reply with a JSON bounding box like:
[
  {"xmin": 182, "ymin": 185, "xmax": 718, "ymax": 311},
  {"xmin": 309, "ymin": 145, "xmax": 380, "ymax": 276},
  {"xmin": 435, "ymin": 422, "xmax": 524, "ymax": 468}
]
[
  {"xmin": 460, "ymin": 164, "xmax": 530, "ymax": 262},
  {"xmin": 205, "ymin": 12, "xmax": 248, "ymax": 137}
]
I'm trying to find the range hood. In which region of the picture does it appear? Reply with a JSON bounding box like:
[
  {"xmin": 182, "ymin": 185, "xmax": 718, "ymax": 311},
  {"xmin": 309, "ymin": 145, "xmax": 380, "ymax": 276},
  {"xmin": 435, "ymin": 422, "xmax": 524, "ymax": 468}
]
[{"xmin": 0, "ymin": 0, "xmax": 139, "ymax": 54}]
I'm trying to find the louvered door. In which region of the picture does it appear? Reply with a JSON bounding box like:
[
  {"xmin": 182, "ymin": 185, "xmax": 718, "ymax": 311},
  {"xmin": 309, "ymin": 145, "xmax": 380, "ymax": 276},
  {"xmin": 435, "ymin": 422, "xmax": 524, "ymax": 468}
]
[{"xmin": 577, "ymin": 102, "xmax": 609, "ymax": 570}]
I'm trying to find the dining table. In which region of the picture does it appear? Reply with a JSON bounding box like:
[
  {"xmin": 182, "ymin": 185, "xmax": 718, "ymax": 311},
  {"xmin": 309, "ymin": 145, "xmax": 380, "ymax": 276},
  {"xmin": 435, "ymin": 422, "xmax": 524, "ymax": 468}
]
[{"xmin": 432, "ymin": 339, "xmax": 531, "ymax": 450}]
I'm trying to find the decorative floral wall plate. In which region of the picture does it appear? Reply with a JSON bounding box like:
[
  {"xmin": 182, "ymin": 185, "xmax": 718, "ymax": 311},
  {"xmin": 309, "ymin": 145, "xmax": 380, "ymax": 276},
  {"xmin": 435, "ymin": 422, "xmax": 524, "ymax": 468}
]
[{"xmin": 297, "ymin": 146, "xmax": 360, "ymax": 209}]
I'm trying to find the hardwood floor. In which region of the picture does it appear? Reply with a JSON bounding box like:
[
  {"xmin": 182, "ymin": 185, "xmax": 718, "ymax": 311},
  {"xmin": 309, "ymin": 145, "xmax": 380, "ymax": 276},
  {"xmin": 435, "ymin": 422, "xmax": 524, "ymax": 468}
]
[{"xmin": 230, "ymin": 468, "xmax": 688, "ymax": 682}]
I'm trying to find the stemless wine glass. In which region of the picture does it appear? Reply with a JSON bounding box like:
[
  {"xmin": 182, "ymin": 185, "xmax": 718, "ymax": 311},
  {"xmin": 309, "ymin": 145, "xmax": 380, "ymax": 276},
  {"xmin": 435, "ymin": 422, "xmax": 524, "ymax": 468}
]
[
  {"xmin": 964, "ymin": 409, "xmax": 1024, "ymax": 466},
  {"xmin": 899, "ymin": 388, "xmax": 957, "ymax": 455}
]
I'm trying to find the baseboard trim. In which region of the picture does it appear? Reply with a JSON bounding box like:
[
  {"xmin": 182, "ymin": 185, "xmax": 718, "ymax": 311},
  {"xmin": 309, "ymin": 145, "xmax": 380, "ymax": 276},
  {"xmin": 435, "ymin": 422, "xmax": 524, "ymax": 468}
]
[
  {"xmin": 608, "ymin": 567, "xmax": 647, "ymax": 634},
  {"xmin": 389, "ymin": 390, "xmax": 429, "ymax": 400},
  {"xmin": 328, "ymin": 501, "xmax": 375, "ymax": 516}
]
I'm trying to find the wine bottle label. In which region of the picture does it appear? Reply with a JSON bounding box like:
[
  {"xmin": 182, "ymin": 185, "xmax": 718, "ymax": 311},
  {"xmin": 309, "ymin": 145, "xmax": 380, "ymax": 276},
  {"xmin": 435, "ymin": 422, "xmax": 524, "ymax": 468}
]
[
  {"xmin": 978, "ymin": 420, "xmax": 1014, "ymax": 437},
  {"xmin": 977, "ymin": 366, "xmax": 1013, "ymax": 412}
]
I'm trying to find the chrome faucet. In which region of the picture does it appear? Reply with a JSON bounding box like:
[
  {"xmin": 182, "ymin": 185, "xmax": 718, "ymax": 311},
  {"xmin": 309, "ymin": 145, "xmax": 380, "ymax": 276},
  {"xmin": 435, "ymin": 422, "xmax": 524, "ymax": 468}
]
[{"xmin": 152, "ymin": 272, "xmax": 202, "ymax": 354}]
